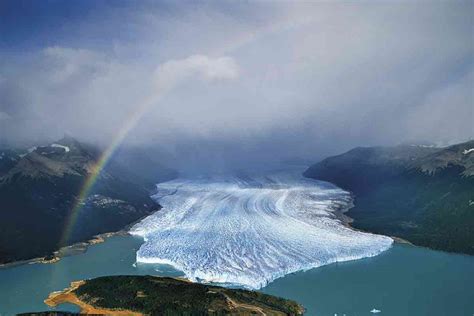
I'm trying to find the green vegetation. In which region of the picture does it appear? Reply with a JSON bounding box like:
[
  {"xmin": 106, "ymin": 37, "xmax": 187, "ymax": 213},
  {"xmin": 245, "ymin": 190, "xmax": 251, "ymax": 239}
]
[
  {"xmin": 73, "ymin": 275, "xmax": 304, "ymax": 315},
  {"xmin": 18, "ymin": 312, "xmax": 78, "ymax": 316},
  {"xmin": 304, "ymin": 141, "xmax": 474, "ymax": 255},
  {"xmin": 0, "ymin": 137, "xmax": 159, "ymax": 264}
]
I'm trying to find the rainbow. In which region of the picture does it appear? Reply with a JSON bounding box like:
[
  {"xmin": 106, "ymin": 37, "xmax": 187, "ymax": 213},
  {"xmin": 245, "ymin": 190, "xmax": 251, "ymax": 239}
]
[
  {"xmin": 58, "ymin": 16, "xmax": 312, "ymax": 246},
  {"xmin": 59, "ymin": 94, "xmax": 161, "ymax": 246}
]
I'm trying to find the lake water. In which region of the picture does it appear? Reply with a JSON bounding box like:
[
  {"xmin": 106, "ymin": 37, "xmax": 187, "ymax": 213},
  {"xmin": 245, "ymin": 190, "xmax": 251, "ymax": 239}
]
[{"xmin": 0, "ymin": 235, "xmax": 472, "ymax": 316}]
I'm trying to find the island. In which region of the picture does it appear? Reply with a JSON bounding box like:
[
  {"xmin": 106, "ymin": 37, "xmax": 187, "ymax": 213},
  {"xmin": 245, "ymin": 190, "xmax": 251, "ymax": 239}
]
[{"xmin": 43, "ymin": 275, "xmax": 305, "ymax": 315}]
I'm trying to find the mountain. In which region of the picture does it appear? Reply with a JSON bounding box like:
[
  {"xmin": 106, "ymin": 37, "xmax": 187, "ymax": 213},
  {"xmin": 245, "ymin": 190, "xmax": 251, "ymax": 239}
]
[
  {"xmin": 0, "ymin": 137, "xmax": 160, "ymax": 264},
  {"xmin": 0, "ymin": 148, "xmax": 23, "ymax": 177},
  {"xmin": 106, "ymin": 146, "xmax": 178, "ymax": 190},
  {"xmin": 44, "ymin": 275, "xmax": 304, "ymax": 315},
  {"xmin": 304, "ymin": 140, "xmax": 474, "ymax": 255}
]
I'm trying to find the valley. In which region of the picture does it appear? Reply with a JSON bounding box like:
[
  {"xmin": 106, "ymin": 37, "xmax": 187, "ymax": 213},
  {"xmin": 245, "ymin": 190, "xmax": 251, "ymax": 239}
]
[{"xmin": 0, "ymin": 140, "xmax": 472, "ymax": 315}]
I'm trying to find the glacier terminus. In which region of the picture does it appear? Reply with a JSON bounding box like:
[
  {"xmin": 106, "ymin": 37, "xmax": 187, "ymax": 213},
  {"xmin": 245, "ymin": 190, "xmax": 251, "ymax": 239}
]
[{"xmin": 130, "ymin": 168, "xmax": 393, "ymax": 289}]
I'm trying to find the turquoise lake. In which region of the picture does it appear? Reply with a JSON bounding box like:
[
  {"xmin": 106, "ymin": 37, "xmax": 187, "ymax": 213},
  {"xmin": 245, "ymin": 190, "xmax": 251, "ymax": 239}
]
[{"xmin": 0, "ymin": 235, "xmax": 472, "ymax": 316}]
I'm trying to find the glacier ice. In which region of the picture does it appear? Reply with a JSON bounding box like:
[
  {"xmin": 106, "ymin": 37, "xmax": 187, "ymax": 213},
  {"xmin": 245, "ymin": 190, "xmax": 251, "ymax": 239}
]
[{"xmin": 130, "ymin": 168, "xmax": 393, "ymax": 289}]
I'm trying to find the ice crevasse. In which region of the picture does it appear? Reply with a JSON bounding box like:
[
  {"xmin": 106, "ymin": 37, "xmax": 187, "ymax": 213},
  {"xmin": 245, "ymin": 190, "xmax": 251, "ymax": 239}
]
[{"xmin": 130, "ymin": 169, "xmax": 393, "ymax": 289}]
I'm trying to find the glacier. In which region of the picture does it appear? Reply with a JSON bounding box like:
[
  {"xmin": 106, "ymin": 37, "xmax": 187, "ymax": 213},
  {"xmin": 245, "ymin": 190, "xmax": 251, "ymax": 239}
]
[{"xmin": 130, "ymin": 168, "xmax": 393, "ymax": 289}]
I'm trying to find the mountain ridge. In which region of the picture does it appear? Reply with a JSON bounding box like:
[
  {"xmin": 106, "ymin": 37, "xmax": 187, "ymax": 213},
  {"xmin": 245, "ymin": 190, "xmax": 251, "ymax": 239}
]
[
  {"xmin": 0, "ymin": 137, "xmax": 162, "ymax": 264},
  {"xmin": 304, "ymin": 140, "xmax": 474, "ymax": 254}
]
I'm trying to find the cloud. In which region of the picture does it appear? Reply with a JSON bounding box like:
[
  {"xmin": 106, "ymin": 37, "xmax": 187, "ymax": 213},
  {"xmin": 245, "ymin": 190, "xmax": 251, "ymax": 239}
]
[
  {"xmin": 154, "ymin": 55, "xmax": 239, "ymax": 94},
  {"xmin": 0, "ymin": 1, "xmax": 472, "ymax": 170},
  {"xmin": 403, "ymin": 69, "xmax": 474, "ymax": 144},
  {"xmin": 42, "ymin": 46, "xmax": 108, "ymax": 84},
  {"xmin": 0, "ymin": 111, "xmax": 11, "ymax": 121}
]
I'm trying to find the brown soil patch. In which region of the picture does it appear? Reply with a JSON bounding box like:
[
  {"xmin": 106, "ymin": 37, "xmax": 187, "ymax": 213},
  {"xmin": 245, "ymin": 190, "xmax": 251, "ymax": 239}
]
[{"xmin": 45, "ymin": 280, "xmax": 143, "ymax": 316}]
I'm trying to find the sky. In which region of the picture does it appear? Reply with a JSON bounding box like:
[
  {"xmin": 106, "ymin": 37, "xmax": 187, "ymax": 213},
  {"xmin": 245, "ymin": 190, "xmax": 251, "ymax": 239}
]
[{"xmin": 0, "ymin": 0, "xmax": 473, "ymax": 171}]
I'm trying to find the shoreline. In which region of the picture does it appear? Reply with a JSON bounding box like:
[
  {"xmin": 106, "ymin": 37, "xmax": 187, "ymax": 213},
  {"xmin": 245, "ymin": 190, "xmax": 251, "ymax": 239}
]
[
  {"xmin": 45, "ymin": 280, "xmax": 143, "ymax": 315},
  {"xmin": 0, "ymin": 209, "xmax": 158, "ymax": 270},
  {"xmin": 314, "ymin": 177, "xmax": 472, "ymax": 253},
  {"xmin": 44, "ymin": 277, "xmax": 304, "ymax": 315},
  {"xmin": 0, "ymin": 171, "xmax": 439, "ymax": 271},
  {"xmin": 334, "ymin": 193, "xmax": 413, "ymax": 246},
  {"xmin": 0, "ymin": 185, "xmax": 414, "ymax": 270},
  {"xmin": 0, "ymin": 188, "xmax": 415, "ymax": 271},
  {"xmin": 0, "ymin": 231, "xmax": 127, "ymax": 270}
]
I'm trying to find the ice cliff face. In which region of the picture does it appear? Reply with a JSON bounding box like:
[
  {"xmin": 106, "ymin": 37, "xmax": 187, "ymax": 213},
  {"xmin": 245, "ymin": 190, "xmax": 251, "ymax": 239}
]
[{"xmin": 130, "ymin": 169, "xmax": 392, "ymax": 289}]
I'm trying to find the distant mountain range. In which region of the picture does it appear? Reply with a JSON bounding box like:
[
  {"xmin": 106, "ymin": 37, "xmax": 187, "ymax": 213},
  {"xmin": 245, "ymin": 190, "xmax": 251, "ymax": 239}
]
[
  {"xmin": 0, "ymin": 137, "xmax": 169, "ymax": 264},
  {"xmin": 304, "ymin": 140, "xmax": 474, "ymax": 254}
]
